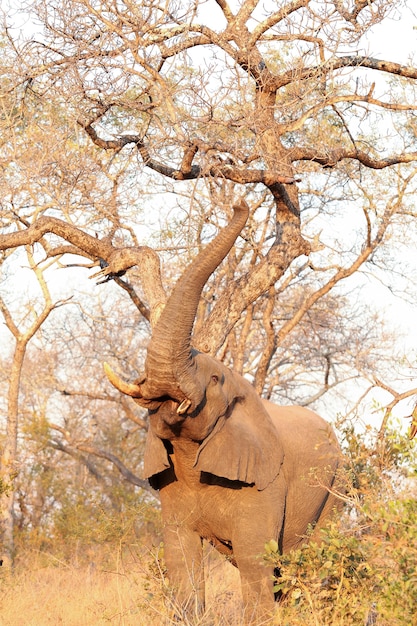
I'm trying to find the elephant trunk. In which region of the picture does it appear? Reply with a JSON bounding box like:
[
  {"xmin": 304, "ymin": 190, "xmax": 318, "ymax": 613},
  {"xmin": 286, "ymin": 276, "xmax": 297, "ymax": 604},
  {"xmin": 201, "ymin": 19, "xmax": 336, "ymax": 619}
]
[{"xmin": 140, "ymin": 199, "xmax": 249, "ymax": 409}]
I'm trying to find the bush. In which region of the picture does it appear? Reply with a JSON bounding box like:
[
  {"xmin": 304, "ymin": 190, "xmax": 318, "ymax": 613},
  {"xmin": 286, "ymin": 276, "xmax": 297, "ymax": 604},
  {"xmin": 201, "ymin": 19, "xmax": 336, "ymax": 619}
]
[
  {"xmin": 265, "ymin": 499, "xmax": 417, "ymax": 625},
  {"xmin": 15, "ymin": 487, "xmax": 162, "ymax": 570},
  {"xmin": 264, "ymin": 422, "xmax": 417, "ymax": 626},
  {"xmin": 265, "ymin": 523, "xmax": 374, "ymax": 624}
]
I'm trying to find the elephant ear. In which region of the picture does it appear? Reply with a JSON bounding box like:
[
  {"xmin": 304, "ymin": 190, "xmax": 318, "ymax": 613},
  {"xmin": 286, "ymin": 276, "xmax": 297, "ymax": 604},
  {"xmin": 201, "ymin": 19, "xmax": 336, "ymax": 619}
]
[
  {"xmin": 194, "ymin": 397, "xmax": 284, "ymax": 491},
  {"xmin": 143, "ymin": 427, "xmax": 170, "ymax": 480}
]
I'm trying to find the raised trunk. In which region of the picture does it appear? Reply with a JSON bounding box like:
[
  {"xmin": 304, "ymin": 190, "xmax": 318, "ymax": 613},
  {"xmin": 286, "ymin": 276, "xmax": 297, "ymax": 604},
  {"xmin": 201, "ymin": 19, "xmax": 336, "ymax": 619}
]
[{"xmin": 140, "ymin": 200, "xmax": 249, "ymax": 408}]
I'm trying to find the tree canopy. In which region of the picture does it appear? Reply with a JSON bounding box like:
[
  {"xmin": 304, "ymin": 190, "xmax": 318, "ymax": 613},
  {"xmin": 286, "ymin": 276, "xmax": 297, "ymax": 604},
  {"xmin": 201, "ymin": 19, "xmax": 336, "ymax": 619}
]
[{"xmin": 2, "ymin": 0, "xmax": 417, "ymax": 391}]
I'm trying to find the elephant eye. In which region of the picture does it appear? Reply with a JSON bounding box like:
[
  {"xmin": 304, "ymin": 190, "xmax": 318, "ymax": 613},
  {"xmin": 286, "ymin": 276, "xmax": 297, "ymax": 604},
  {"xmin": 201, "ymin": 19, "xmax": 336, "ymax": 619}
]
[{"xmin": 211, "ymin": 374, "xmax": 219, "ymax": 384}]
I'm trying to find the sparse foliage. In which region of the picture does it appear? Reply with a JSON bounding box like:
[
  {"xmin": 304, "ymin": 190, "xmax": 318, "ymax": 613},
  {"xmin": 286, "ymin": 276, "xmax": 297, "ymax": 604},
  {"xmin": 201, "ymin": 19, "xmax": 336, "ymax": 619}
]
[
  {"xmin": 265, "ymin": 426, "xmax": 417, "ymax": 625},
  {"xmin": 0, "ymin": 0, "xmax": 416, "ymax": 618}
]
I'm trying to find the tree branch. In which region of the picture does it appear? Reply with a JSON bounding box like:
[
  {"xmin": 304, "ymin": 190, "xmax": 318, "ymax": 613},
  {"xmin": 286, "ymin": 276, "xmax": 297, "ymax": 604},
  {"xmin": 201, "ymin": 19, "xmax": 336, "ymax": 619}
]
[
  {"xmin": 248, "ymin": 0, "xmax": 310, "ymax": 47},
  {"xmin": 373, "ymin": 377, "xmax": 417, "ymax": 440},
  {"xmin": 0, "ymin": 216, "xmax": 166, "ymax": 327},
  {"xmin": 194, "ymin": 219, "xmax": 310, "ymax": 354},
  {"xmin": 254, "ymin": 287, "xmax": 278, "ymax": 395},
  {"xmin": 276, "ymin": 55, "xmax": 417, "ymax": 90},
  {"xmin": 0, "ymin": 297, "xmax": 20, "ymax": 339},
  {"xmin": 280, "ymin": 92, "xmax": 417, "ymax": 135},
  {"xmin": 214, "ymin": 0, "xmax": 234, "ymax": 22},
  {"xmin": 75, "ymin": 443, "xmax": 152, "ymax": 491},
  {"xmin": 275, "ymin": 208, "xmax": 392, "ymax": 345},
  {"xmin": 291, "ymin": 146, "xmax": 417, "ymax": 169},
  {"xmin": 334, "ymin": 0, "xmax": 383, "ymax": 24},
  {"xmin": 79, "ymin": 121, "xmax": 297, "ymax": 186},
  {"xmin": 50, "ymin": 440, "xmax": 105, "ymax": 483}
]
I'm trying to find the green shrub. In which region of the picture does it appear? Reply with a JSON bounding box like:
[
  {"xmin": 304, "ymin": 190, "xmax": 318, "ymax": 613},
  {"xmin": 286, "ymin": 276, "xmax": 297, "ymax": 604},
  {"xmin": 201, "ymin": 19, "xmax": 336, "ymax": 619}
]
[
  {"xmin": 265, "ymin": 523, "xmax": 374, "ymax": 624},
  {"xmin": 264, "ymin": 498, "xmax": 417, "ymax": 625},
  {"xmin": 263, "ymin": 419, "xmax": 417, "ymax": 626}
]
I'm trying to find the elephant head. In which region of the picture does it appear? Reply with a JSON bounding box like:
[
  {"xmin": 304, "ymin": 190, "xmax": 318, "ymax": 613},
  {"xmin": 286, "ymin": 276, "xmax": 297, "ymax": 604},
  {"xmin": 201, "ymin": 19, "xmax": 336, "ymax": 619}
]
[{"xmin": 105, "ymin": 198, "xmax": 284, "ymax": 488}]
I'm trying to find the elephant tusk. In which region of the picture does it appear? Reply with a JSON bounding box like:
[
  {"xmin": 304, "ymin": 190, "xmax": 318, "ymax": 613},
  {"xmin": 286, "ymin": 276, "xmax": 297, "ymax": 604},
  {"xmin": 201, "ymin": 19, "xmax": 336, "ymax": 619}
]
[
  {"xmin": 103, "ymin": 362, "xmax": 143, "ymax": 398},
  {"xmin": 177, "ymin": 398, "xmax": 192, "ymax": 415}
]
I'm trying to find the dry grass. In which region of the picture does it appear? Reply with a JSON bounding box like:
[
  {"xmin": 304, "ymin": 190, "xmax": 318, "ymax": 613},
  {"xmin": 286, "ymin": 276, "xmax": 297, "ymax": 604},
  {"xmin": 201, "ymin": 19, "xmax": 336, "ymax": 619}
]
[
  {"xmin": 1, "ymin": 565, "xmax": 141, "ymax": 626},
  {"xmin": 0, "ymin": 543, "xmax": 390, "ymax": 626},
  {"xmin": 0, "ymin": 547, "xmax": 244, "ymax": 626}
]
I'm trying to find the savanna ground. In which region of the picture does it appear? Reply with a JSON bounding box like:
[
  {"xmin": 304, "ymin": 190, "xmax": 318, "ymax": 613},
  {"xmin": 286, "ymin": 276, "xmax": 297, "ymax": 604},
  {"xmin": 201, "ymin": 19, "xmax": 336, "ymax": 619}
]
[
  {"xmin": 2, "ymin": 434, "xmax": 417, "ymax": 626},
  {"xmin": 1, "ymin": 543, "xmax": 242, "ymax": 626},
  {"xmin": 2, "ymin": 507, "xmax": 416, "ymax": 626}
]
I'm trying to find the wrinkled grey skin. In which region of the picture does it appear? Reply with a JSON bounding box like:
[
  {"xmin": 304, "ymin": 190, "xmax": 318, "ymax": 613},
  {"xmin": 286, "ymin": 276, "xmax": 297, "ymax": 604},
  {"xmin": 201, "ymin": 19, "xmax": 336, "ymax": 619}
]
[{"xmin": 106, "ymin": 200, "xmax": 342, "ymax": 620}]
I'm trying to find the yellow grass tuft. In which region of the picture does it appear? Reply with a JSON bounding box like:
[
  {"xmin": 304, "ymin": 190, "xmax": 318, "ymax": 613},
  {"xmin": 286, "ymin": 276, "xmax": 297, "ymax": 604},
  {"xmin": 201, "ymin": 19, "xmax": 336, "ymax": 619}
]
[{"xmin": 0, "ymin": 548, "xmax": 243, "ymax": 626}]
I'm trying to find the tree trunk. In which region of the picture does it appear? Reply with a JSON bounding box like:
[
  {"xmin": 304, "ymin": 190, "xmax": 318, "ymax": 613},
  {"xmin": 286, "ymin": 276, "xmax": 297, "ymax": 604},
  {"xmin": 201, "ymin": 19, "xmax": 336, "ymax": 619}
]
[{"xmin": 0, "ymin": 342, "xmax": 26, "ymax": 569}]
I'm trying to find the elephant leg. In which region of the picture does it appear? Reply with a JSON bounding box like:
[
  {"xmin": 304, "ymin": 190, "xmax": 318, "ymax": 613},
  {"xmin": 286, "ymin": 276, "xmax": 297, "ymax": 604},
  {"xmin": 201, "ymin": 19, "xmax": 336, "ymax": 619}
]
[
  {"xmin": 231, "ymin": 495, "xmax": 284, "ymax": 621},
  {"xmin": 232, "ymin": 537, "xmax": 276, "ymax": 621},
  {"xmin": 163, "ymin": 523, "xmax": 205, "ymax": 618}
]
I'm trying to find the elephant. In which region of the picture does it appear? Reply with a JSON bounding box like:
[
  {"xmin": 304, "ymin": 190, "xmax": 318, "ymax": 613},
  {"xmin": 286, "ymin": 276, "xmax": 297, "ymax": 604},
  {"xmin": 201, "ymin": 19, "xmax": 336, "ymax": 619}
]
[{"xmin": 105, "ymin": 199, "xmax": 343, "ymax": 620}]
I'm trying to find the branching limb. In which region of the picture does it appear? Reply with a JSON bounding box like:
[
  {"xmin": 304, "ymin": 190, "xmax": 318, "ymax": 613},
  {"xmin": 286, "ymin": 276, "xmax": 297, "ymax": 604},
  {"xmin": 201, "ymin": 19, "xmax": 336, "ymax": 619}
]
[
  {"xmin": 214, "ymin": 0, "xmax": 234, "ymax": 22},
  {"xmin": 373, "ymin": 378, "xmax": 417, "ymax": 440},
  {"xmin": 50, "ymin": 440, "xmax": 105, "ymax": 483},
  {"xmin": 248, "ymin": 0, "xmax": 311, "ymax": 47},
  {"xmin": 281, "ymin": 92, "xmax": 417, "ymax": 136},
  {"xmin": 75, "ymin": 443, "xmax": 152, "ymax": 491},
  {"xmin": 291, "ymin": 145, "xmax": 417, "ymax": 170},
  {"xmin": 254, "ymin": 287, "xmax": 278, "ymax": 395},
  {"xmin": 275, "ymin": 209, "xmax": 392, "ymax": 346},
  {"xmin": 0, "ymin": 216, "xmax": 166, "ymax": 326},
  {"xmin": 79, "ymin": 119, "xmax": 297, "ymax": 186},
  {"xmin": 276, "ymin": 55, "xmax": 417, "ymax": 91},
  {"xmin": 334, "ymin": 0, "xmax": 384, "ymax": 24},
  {"xmin": 49, "ymin": 425, "xmax": 153, "ymax": 490}
]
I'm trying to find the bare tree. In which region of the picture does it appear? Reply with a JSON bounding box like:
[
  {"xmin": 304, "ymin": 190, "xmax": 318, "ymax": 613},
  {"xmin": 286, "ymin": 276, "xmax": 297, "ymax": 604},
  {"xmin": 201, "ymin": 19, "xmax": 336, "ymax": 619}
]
[
  {"xmin": 2, "ymin": 0, "xmax": 415, "ymax": 341},
  {"xmin": 1, "ymin": 0, "xmax": 417, "ymax": 551},
  {"xmin": 0, "ymin": 248, "xmax": 70, "ymax": 568}
]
